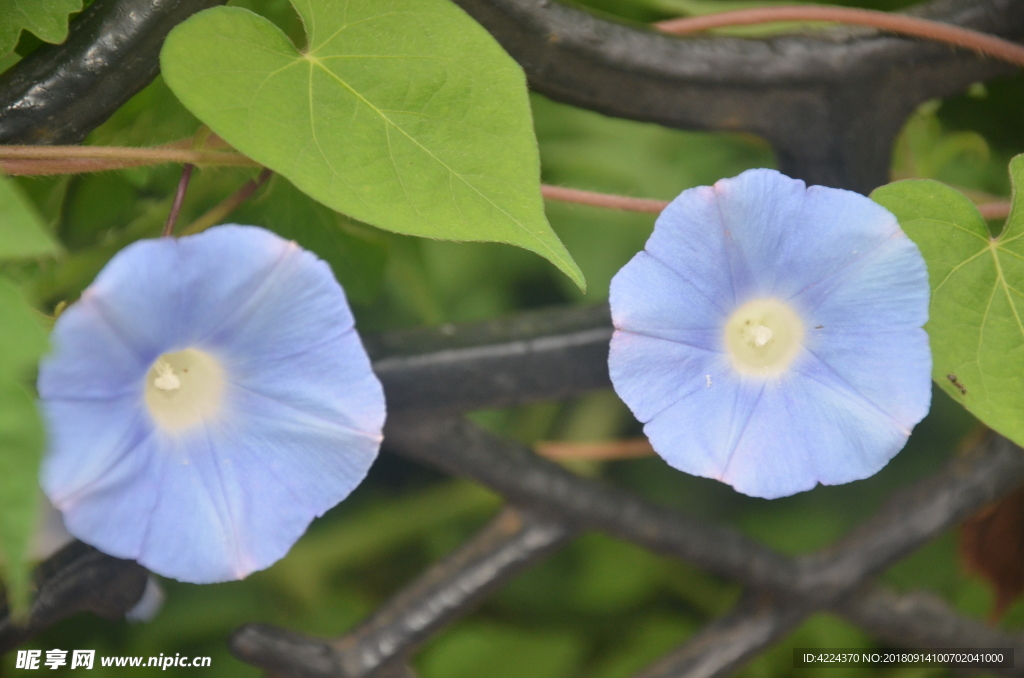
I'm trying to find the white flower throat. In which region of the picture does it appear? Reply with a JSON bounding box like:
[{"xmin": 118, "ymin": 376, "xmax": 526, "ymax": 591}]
[
  {"xmin": 144, "ymin": 349, "xmax": 225, "ymax": 432},
  {"xmin": 723, "ymin": 298, "xmax": 804, "ymax": 377}
]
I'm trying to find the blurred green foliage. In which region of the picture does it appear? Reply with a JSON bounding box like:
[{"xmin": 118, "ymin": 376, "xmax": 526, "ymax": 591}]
[{"xmin": 2, "ymin": 0, "xmax": 1022, "ymax": 675}]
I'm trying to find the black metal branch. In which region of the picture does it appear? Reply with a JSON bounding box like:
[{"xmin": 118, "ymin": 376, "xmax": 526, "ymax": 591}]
[
  {"xmin": 0, "ymin": 0, "xmax": 226, "ymax": 145},
  {"xmin": 367, "ymin": 304, "xmax": 612, "ymax": 413},
  {"xmin": 452, "ymin": 0, "xmax": 1024, "ymax": 192},
  {"xmin": 230, "ymin": 507, "xmax": 578, "ymax": 678},
  {"xmin": 231, "ymin": 415, "xmax": 1024, "ymax": 678},
  {"xmin": 630, "ymin": 591, "xmax": 809, "ymax": 678},
  {"xmin": 0, "ymin": 541, "xmax": 148, "ymax": 653},
  {"xmin": 796, "ymin": 432, "xmax": 1024, "ymax": 596},
  {"xmin": 384, "ymin": 416, "xmax": 1024, "ymax": 668},
  {"xmin": 837, "ymin": 584, "xmax": 1024, "ymax": 655},
  {"xmin": 385, "ymin": 413, "xmax": 798, "ymax": 590},
  {"xmin": 630, "ymin": 579, "xmax": 1024, "ymax": 678}
]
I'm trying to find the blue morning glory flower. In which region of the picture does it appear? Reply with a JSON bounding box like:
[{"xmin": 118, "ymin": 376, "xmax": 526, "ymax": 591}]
[
  {"xmin": 609, "ymin": 169, "xmax": 931, "ymax": 499},
  {"xmin": 38, "ymin": 225, "xmax": 385, "ymax": 583}
]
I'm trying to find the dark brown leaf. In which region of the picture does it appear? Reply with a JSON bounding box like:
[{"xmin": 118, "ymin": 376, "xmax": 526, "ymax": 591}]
[{"xmin": 960, "ymin": 485, "xmax": 1024, "ymax": 621}]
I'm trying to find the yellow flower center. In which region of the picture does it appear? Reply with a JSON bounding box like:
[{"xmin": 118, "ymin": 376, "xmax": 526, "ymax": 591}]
[
  {"xmin": 723, "ymin": 298, "xmax": 804, "ymax": 377},
  {"xmin": 144, "ymin": 349, "xmax": 225, "ymax": 432}
]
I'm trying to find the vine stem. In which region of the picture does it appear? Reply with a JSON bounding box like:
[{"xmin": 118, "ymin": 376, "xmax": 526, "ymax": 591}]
[
  {"xmin": 0, "ymin": 145, "xmax": 1011, "ymax": 219},
  {"xmin": 180, "ymin": 169, "xmax": 274, "ymax": 236},
  {"xmin": 654, "ymin": 6, "xmax": 1024, "ymax": 69},
  {"xmin": 535, "ymin": 438, "xmax": 654, "ymax": 460},
  {"xmin": 162, "ymin": 164, "xmax": 195, "ymax": 237},
  {"xmin": 0, "ymin": 145, "xmax": 257, "ymax": 166},
  {"xmin": 979, "ymin": 201, "xmax": 1011, "ymax": 220},
  {"xmin": 541, "ymin": 185, "xmax": 668, "ymax": 213}
]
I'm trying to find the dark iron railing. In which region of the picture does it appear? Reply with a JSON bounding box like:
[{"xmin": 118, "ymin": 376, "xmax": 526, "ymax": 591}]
[{"xmin": 2, "ymin": 1, "xmax": 1024, "ymax": 676}]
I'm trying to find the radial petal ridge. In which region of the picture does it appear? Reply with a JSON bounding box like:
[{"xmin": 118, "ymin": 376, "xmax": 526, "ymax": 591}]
[
  {"xmin": 609, "ymin": 330, "xmax": 731, "ymax": 423},
  {"xmin": 47, "ymin": 424, "xmax": 161, "ymax": 560},
  {"xmin": 611, "ymin": 251, "xmax": 730, "ymax": 335},
  {"xmin": 38, "ymin": 298, "xmax": 150, "ymax": 400},
  {"xmin": 641, "ymin": 372, "xmax": 764, "ymax": 483},
  {"xmin": 224, "ymin": 327, "xmax": 385, "ymax": 436},
  {"xmin": 644, "ymin": 184, "xmax": 743, "ymax": 308},
  {"xmin": 797, "ymin": 234, "xmax": 930, "ymax": 330}
]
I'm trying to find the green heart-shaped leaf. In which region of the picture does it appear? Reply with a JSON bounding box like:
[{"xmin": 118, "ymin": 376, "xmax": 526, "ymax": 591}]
[
  {"xmin": 160, "ymin": 1, "xmax": 584, "ymax": 289},
  {"xmin": 872, "ymin": 157, "xmax": 1024, "ymax": 447}
]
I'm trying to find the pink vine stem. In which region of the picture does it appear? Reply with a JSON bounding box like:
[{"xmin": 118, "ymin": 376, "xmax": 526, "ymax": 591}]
[
  {"xmin": 654, "ymin": 6, "xmax": 1024, "ymax": 68},
  {"xmin": 0, "ymin": 144, "xmax": 1010, "ymax": 220},
  {"xmin": 535, "ymin": 438, "xmax": 654, "ymax": 461},
  {"xmin": 541, "ymin": 185, "xmax": 669, "ymax": 213},
  {"xmin": 162, "ymin": 163, "xmax": 195, "ymax": 237}
]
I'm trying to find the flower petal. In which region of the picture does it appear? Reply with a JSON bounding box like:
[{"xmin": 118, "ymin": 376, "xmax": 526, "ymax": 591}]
[
  {"xmin": 38, "ymin": 300, "xmax": 149, "ymax": 400},
  {"xmin": 225, "ymin": 328, "xmax": 385, "ymax": 436},
  {"xmin": 41, "ymin": 397, "xmax": 158, "ymax": 558},
  {"xmin": 802, "ymin": 328, "xmax": 932, "ymax": 432},
  {"xmin": 712, "ymin": 169, "xmax": 904, "ymax": 301},
  {"xmin": 796, "ymin": 234, "xmax": 930, "ymax": 330},
  {"xmin": 609, "ymin": 330, "xmax": 730, "ymax": 425},
  {"xmin": 136, "ymin": 390, "xmax": 379, "ymax": 582},
  {"xmin": 640, "ymin": 370, "xmax": 766, "ymax": 484},
  {"xmin": 74, "ymin": 225, "xmax": 297, "ymax": 356},
  {"xmin": 644, "ymin": 185, "xmax": 742, "ymax": 310},
  {"xmin": 610, "ymin": 251, "xmax": 730, "ymax": 338},
  {"xmin": 203, "ymin": 228, "xmax": 357, "ymax": 363},
  {"xmin": 714, "ymin": 359, "xmax": 919, "ymax": 498}
]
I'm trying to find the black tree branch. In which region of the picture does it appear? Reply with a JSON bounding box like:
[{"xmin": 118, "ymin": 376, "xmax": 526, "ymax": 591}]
[
  {"xmin": 230, "ymin": 507, "xmax": 577, "ymax": 678},
  {"xmin": 367, "ymin": 304, "xmax": 612, "ymax": 413},
  {"xmin": 452, "ymin": 0, "xmax": 1024, "ymax": 191},
  {"xmin": 0, "ymin": 0, "xmax": 226, "ymax": 145},
  {"xmin": 0, "ymin": 542, "xmax": 147, "ymax": 653},
  {"xmin": 384, "ymin": 416, "xmax": 1024, "ymax": 602},
  {"xmin": 631, "ymin": 591, "xmax": 810, "ymax": 678}
]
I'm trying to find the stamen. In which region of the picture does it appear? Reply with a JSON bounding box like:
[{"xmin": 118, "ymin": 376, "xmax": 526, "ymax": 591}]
[
  {"xmin": 723, "ymin": 298, "xmax": 804, "ymax": 377},
  {"xmin": 145, "ymin": 349, "xmax": 225, "ymax": 432},
  {"xmin": 153, "ymin": 359, "xmax": 181, "ymax": 391}
]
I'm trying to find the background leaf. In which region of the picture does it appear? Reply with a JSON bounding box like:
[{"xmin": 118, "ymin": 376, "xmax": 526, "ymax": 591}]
[
  {"xmin": 0, "ymin": 174, "xmax": 59, "ymax": 260},
  {"xmin": 0, "ymin": 276, "xmax": 48, "ymax": 377},
  {"xmin": 872, "ymin": 161, "xmax": 1024, "ymax": 447},
  {"xmin": 160, "ymin": 1, "xmax": 584, "ymax": 288},
  {"xmin": 0, "ymin": 0, "xmax": 81, "ymax": 57},
  {"xmin": 0, "ymin": 382, "xmax": 45, "ymax": 616},
  {"xmin": 960, "ymin": 487, "xmax": 1024, "ymax": 621},
  {"xmin": 0, "ymin": 278, "xmax": 48, "ymax": 616}
]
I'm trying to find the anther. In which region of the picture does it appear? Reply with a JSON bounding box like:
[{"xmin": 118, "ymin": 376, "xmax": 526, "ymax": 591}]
[
  {"xmin": 153, "ymin": 359, "xmax": 181, "ymax": 391},
  {"xmin": 752, "ymin": 325, "xmax": 774, "ymax": 347}
]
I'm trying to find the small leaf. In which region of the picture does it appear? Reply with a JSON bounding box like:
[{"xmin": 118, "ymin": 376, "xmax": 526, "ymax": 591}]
[
  {"xmin": 0, "ymin": 276, "xmax": 49, "ymax": 377},
  {"xmin": 0, "ymin": 381, "xmax": 44, "ymax": 616},
  {"xmin": 0, "ymin": 277, "xmax": 47, "ymax": 617},
  {"xmin": 232, "ymin": 176, "xmax": 387, "ymax": 305},
  {"xmin": 160, "ymin": 1, "xmax": 584, "ymax": 289},
  {"xmin": 872, "ymin": 160, "xmax": 1024, "ymax": 448},
  {"xmin": 960, "ymin": 486, "xmax": 1024, "ymax": 621},
  {"xmin": 0, "ymin": 174, "xmax": 59, "ymax": 260},
  {"xmin": 0, "ymin": 0, "xmax": 82, "ymax": 56}
]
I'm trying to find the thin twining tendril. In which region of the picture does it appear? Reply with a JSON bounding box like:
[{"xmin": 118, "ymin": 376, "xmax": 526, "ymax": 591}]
[{"xmin": 655, "ymin": 6, "xmax": 1024, "ymax": 69}]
